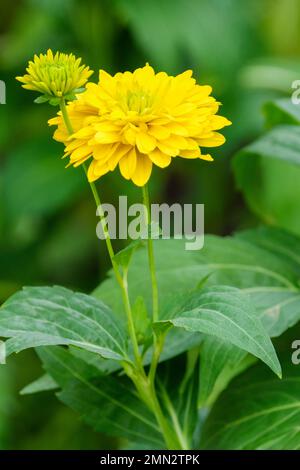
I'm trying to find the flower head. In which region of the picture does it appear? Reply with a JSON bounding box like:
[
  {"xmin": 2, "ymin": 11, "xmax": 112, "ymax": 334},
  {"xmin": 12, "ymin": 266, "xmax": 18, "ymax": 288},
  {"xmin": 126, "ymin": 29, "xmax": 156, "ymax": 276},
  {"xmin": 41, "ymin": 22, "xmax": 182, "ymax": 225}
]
[
  {"xmin": 49, "ymin": 64, "xmax": 231, "ymax": 186},
  {"xmin": 16, "ymin": 49, "xmax": 93, "ymax": 100}
]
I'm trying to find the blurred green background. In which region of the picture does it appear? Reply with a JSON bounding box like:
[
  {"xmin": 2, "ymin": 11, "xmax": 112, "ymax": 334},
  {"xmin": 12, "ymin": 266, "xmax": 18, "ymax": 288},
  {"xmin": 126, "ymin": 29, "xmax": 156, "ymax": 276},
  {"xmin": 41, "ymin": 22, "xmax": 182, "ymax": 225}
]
[{"xmin": 1, "ymin": 0, "xmax": 300, "ymax": 449}]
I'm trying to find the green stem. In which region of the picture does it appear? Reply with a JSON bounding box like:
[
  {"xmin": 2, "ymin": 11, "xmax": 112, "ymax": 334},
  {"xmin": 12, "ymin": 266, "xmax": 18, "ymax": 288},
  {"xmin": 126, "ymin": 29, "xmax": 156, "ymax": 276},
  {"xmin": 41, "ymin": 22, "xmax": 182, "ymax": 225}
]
[
  {"xmin": 149, "ymin": 383, "xmax": 183, "ymax": 449},
  {"xmin": 122, "ymin": 270, "xmax": 143, "ymax": 369},
  {"xmin": 142, "ymin": 184, "xmax": 159, "ymax": 322},
  {"xmin": 59, "ymin": 99, "xmax": 181, "ymax": 449},
  {"xmin": 148, "ymin": 332, "xmax": 165, "ymax": 383},
  {"xmin": 124, "ymin": 367, "xmax": 183, "ymax": 449},
  {"xmin": 159, "ymin": 383, "xmax": 190, "ymax": 450}
]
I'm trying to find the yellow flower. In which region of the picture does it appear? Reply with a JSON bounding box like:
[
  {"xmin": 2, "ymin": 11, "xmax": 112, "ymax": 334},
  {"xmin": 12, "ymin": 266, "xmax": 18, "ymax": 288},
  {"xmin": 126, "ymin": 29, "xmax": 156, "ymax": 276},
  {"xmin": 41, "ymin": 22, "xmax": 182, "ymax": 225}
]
[
  {"xmin": 16, "ymin": 49, "xmax": 93, "ymax": 99},
  {"xmin": 49, "ymin": 64, "xmax": 231, "ymax": 186}
]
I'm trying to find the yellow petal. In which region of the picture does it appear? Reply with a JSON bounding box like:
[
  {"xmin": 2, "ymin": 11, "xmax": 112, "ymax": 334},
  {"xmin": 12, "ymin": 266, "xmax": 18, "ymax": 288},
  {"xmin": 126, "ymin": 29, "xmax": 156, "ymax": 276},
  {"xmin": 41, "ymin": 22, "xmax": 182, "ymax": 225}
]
[
  {"xmin": 179, "ymin": 148, "xmax": 201, "ymax": 159},
  {"xmin": 198, "ymin": 132, "xmax": 225, "ymax": 147},
  {"xmin": 119, "ymin": 148, "xmax": 137, "ymax": 179},
  {"xmin": 87, "ymin": 160, "xmax": 109, "ymax": 182},
  {"xmin": 149, "ymin": 149, "xmax": 171, "ymax": 168},
  {"xmin": 70, "ymin": 145, "xmax": 91, "ymax": 163},
  {"xmin": 94, "ymin": 131, "xmax": 120, "ymax": 144},
  {"xmin": 148, "ymin": 125, "xmax": 170, "ymax": 140},
  {"xmin": 157, "ymin": 141, "xmax": 179, "ymax": 157},
  {"xmin": 131, "ymin": 154, "xmax": 152, "ymax": 186},
  {"xmin": 136, "ymin": 132, "xmax": 156, "ymax": 154},
  {"xmin": 210, "ymin": 115, "xmax": 232, "ymax": 130},
  {"xmin": 200, "ymin": 154, "xmax": 214, "ymax": 161},
  {"xmin": 107, "ymin": 144, "xmax": 130, "ymax": 171}
]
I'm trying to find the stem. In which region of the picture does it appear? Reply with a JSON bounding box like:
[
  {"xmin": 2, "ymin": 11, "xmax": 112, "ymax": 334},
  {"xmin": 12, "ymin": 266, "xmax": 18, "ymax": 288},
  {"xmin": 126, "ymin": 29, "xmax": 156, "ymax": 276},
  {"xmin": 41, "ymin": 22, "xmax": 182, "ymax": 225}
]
[
  {"xmin": 159, "ymin": 383, "xmax": 190, "ymax": 450},
  {"xmin": 59, "ymin": 98, "xmax": 141, "ymax": 366},
  {"xmin": 122, "ymin": 270, "xmax": 143, "ymax": 369},
  {"xmin": 125, "ymin": 367, "xmax": 184, "ymax": 449},
  {"xmin": 59, "ymin": 99, "xmax": 181, "ymax": 448},
  {"xmin": 142, "ymin": 184, "xmax": 159, "ymax": 322},
  {"xmin": 59, "ymin": 98, "xmax": 73, "ymax": 135},
  {"xmin": 148, "ymin": 332, "xmax": 165, "ymax": 383},
  {"xmin": 149, "ymin": 383, "xmax": 183, "ymax": 449}
]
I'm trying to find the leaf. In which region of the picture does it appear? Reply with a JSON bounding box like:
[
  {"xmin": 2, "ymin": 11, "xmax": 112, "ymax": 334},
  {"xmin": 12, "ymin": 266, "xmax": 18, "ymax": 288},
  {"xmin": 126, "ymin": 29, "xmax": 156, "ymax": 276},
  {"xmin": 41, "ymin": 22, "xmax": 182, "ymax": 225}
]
[
  {"xmin": 264, "ymin": 99, "xmax": 300, "ymax": 128},
  {"xmin": 198, "ymin": 338, "xmax": 256, "ymax": 407},
  {"xmin": 132, "ymin": 296, "xmax": 151, "ymax": 345},
  {"xmin": 34, "ymin": 95, "xmax": 50, "ymax": 104},
  {"xmin": 49, "ymin": 97, "xmax": 61, "ymax": 106},
  {"xmin": 0, "ymin": 286, "xmax": 128, "ymax": 361},
  {"xmin": 157, "ymin": 355, "xmax": 199, "ymax": 449},
  {"xmin": 198, "ymin": 225, "xmax": 300, "ymax": 408},
  {"xmin": 236, "ymin": 225, "xmax": 300, "ymax": 279},
  {"xmin": 201, "ymin": 357, "xmax": 300, "ymax": 450},
  {"xmin": 233, "ymin": 124, "xmax": 300, "ymax": 234},
  {"xmin": 113, "ymin": 240, "xmax": 144, "ymax": 270},
  {"xmin": 20, "ymin": 373, "xmax": 58, "ymax": 395},
  {"xmin": 236, "ymin": 227, "xmax": 300, "ymax": 337},
  {"xmin": 94, "ymin": 234, "xmax": 298, "ymax": 365},
  {"xmin": 95, "ymin": 237, "xmax": 298, "ymax": 315},
  {"xmin": 155, "ymin": 286, "xmax": 281, "ymax": 377},
  {"xmin": 37, "ymin": 346, "xmax": 163, "ymax": 448}
]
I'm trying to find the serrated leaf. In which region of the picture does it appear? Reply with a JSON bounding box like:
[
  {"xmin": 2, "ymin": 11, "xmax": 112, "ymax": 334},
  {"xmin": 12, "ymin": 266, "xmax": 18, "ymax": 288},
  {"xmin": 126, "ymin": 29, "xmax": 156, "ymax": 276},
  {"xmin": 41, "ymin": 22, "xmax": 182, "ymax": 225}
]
[
  {"xmin": 201, "ymin": 357, "xmax": 300, "ymax": 450},
  {"xmin": 155, "ymin": 286, "xmax": 281, "ymax": 377},
  {"xmin": 0, "ymin": 286, "xmax": 128, "ymax": 361}
]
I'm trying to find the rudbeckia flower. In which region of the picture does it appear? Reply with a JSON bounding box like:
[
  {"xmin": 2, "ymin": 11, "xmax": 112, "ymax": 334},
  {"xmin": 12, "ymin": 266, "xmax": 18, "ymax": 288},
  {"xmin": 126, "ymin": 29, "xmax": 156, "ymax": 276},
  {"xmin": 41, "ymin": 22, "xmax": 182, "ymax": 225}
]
[
  {"xmin": 16, "ymin": 49, "xmax": 93, "ymax": 100},
  {"xmin": 49, "ymin": 64, "xmax": 231, "ymax": 186}
]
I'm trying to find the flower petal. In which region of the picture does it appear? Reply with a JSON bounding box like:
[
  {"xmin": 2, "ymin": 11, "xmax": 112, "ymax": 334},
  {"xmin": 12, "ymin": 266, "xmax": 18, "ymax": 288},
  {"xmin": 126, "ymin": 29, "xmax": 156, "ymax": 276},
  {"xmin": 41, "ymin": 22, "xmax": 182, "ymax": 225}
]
[
  {"xmin": 131, "ymin": 154, "xmax": 152, "ymax": 186},
  {"xmin": 119, "ymin": 148, "xmax": 137, "ymax": 179},
  {"xmin": 149, "ymin": 149, "xmax": 171, "ymax": 168}
]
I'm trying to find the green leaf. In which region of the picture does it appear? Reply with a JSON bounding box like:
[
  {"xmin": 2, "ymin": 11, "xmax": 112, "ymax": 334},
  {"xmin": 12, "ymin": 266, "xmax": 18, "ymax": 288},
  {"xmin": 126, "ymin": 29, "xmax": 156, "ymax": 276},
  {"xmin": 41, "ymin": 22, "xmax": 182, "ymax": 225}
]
[
  {"xmin": 49, "ymin": 97, "xmax": 61, "ymax": 106},
  {"xmin": 198, "ymin": 225, "xmax": 300, "ymax": 408},
  {"xmin": 198, "ymin": 338, "xmax": 256, "ymax": 407},
  {"xmin": 95, "ymin": 237, "xmax": 298, "ymax": 315},
  {"xmin": 233, "ymin": 125, "xmax": 300, "ymax": 234},
  {"xmin": 155, "ymin": 286, "xmax": 281, "ymax": 377},
  {"xmin": 157, "ymin": 355, "xmax": 199, "ymax": 449},
  {"xmin": 236, "ymin": 225, "xmax": 300, "ymax": 279},
  {"xmin": 201, "ymin": 357, "xmax": 300, "ymax": 450},
  {"xmin": 236, "ymin": 227, "xmax": 300, "ymax": 337},
  {"xmin": 0, "ymin": 286, "xmax": 128, "ymax": 361},
  {"xmin": 95, "ymin": 234, "xmax": 298, "ymax": 365},
  {"xmin": 20, "ymin": 373, "xmax": 58, "ymax": 395},
  {"xmin": 37, "ymin": 346, "xmax": 163, "ymax": 448},
  {"xmin": 264, "ymin": 99, "xmax": 300, "ymax": 128},
  {"xmin": 113, "ymin": 240, "xmax": 144, "ymax": 270},
  {"xmin": 34, "ymin": 95, "xmax": 50, "ymax": 104},
  {"xmin": 132, "ymin": 296, "xmax": 151, "ymax": 345}
]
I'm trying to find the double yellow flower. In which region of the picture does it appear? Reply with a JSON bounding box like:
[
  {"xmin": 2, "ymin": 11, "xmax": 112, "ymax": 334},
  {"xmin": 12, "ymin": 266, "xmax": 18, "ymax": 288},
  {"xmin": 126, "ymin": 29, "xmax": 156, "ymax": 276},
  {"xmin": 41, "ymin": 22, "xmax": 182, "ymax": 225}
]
[{"xmin": 17, "ymin": 50, "xmax": 231, "ymax": 186}]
